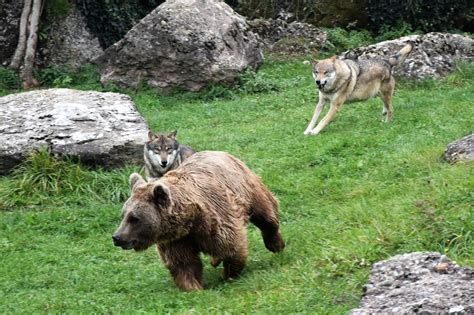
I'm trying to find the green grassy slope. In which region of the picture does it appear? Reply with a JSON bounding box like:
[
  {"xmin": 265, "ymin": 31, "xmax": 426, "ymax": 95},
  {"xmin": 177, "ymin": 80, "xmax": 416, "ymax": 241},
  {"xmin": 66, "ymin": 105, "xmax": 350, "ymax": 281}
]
[{"xmin": 0, "ymin": 59, "xmax": 472, "ymax": 313}]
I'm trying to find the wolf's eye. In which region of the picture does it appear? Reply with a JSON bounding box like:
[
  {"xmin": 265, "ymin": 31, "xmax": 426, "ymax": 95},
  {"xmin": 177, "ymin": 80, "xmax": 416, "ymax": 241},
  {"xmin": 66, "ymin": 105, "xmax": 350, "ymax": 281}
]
[
  {"xmin": 128, "ymin": 215, "xmax": 140, "ymax": 224},
  {"xmin": 324, "ymin": 71, "xmax": 328, "ymax": 74}
]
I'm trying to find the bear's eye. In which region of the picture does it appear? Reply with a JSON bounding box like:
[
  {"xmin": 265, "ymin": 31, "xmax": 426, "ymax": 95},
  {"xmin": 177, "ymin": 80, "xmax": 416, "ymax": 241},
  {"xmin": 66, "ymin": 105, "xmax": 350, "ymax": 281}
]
[{"xmin": 128, "ymin": 215, "xmax": 140, "ymax": 224}]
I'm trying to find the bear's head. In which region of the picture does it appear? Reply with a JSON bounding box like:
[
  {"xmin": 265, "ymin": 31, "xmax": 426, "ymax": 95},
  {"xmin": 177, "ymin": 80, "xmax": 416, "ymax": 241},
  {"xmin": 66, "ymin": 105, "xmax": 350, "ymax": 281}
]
[{"xmin": 112, "ymin": 173, "xmax": 172, "ymax": 251}]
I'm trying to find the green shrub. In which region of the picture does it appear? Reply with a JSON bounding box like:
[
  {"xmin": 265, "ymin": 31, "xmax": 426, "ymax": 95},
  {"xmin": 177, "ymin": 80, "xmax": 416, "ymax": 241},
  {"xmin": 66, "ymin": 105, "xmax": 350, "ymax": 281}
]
[
  {"xmin": 367, "ymin": 0, "xmax": 472, "ymax": 33},
  {"xmin": 323, "ymin": 28, "xmax": 374, "ymax": 54},
  {"xmin": 0, "ymin": 67, "xmax": 22, "ymax": 92},
  {"xmin": 34, "ymin": 64, "xmax": 101, "ymax": 88},
  {"xmin": 374, "ymin": 21, "xmax": 417, "ymax": 42},
  {"xmin": 238, "ymin": 69, "xmax": 282, "ymax": 94}
]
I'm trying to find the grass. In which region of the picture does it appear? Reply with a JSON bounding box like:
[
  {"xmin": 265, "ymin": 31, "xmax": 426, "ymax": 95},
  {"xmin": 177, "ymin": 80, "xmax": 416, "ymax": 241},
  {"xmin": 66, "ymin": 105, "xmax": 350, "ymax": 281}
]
[{"xmin": 0, "ymin": 58, "xmax": 473, "ymax": 313}]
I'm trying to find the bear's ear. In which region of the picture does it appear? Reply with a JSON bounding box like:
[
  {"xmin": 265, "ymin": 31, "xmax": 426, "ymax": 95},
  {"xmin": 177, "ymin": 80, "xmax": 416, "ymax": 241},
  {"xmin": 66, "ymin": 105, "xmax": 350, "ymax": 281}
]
[
  {"xmin": 153, "ymin": 183, "xmax": 171, "ymax": 207},
  {"xmin": 129, "ymin": 173, "xmax": 146, "ymax": 192},
  {"xmin": 168, "ymin": 130, "xmax": 177, "ymax": 140}
]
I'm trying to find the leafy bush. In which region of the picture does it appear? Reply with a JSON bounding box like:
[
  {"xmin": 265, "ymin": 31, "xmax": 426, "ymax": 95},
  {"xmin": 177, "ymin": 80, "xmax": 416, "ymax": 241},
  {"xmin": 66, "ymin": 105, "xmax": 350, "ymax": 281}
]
[
  {"xmin": 367, "ymin": 0, "xmax": 472, "ymax": 33},
  {"xmin": 35, "ymin": 64, "xmax": 101, "ymax": 88},
  {"xmin": 323, "ymin": 28, "xmax": 374, "ymax": 54},
  {"xmin": 373, "ymin": 21, "xmax": 417, "ymax": 42},
  {"xmin": 237, "ymin": 69, "xmax": 282, "ymax": 94},
  {"xmin": 0, "ymin": 67, "xmax": 22, "ymax": 92}
]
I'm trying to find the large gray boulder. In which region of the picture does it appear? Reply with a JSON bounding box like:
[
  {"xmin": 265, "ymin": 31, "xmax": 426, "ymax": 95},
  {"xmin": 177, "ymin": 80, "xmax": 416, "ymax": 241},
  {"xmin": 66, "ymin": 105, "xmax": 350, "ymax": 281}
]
[
  {"xmin": 444, "ymin": 133, "xmax": 473, "ymax": 164},
  {"xmin": 248, "ymin": 18, "xmax": 327, "ymax": 55},
  {"xmin": 39, "ymin": 6, "xmax": 103, "ymax": 69},
  {"xmin": 94, "ymin": 0, "xmax": 263, "ymax": 91},
  {"xmin": 342, "ymin": 33, "xmax": 474, "ymax": 80},
  {"xmin": 0, "ymin": 89, "xmax": 148, "ymax": 175},
  {"xmin": 350, "ymin": 252, "xmax": 474, "ymax": 314}
]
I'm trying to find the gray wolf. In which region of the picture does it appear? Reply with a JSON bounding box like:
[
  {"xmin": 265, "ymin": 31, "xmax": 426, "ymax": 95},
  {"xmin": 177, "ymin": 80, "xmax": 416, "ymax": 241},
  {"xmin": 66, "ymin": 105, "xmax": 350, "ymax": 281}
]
[
  {"xmin": 304, "ymin": 43, "xmax": 412, "ymax": 135},
  {"xmin": 112, "ymin": 151, "xmax": 285, "ymax": 291},
  {"xmin": 143, "ymin": 130, "xmax": 195, "ymax": 180}
]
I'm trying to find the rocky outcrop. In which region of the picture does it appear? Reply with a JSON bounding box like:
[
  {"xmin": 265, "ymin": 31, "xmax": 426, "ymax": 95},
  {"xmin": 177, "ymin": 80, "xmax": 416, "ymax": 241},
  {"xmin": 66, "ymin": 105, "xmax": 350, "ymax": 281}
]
[
  {"xmin": 342, "ymin": 33, "xmax": 474, "ymax": 80},
  {"xmin": 350, "ymin": 252, "xmax": 474, "ymax": 314},
  {"xmin": 0, "ymin": 89, "xmax": 148, "ymax": 175},
  {"xmin": 0, "ymin": 0, "xmax": 23, "ymax": 65},
  {"xmin": 94, "ymin": 0, "xmax": 263, "ymax": 92},
  {"xmin": 444, "ymin": 133, "xmax": 473, "ymax": 163},
  {"xmin": 248, "ymin": 18, "xmax": 327, "ymax": 55},
  {"xmin": 39, "ymin": 6, "xmax": 103, "ymax": 69}
]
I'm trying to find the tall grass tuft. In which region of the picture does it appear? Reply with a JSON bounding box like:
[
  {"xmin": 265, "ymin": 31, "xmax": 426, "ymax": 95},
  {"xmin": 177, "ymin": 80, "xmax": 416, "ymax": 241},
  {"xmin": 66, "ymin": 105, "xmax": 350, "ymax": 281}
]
[{"xmin": 0, "ymin": 149, "xmax": 134, "ymax": 210}]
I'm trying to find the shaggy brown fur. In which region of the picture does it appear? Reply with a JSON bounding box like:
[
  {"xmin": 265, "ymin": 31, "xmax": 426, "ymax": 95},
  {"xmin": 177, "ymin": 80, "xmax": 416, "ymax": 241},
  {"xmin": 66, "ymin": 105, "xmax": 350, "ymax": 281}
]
[{"xmin": 112, "ymin": 151, "xmax": 285, "ymax": 291}]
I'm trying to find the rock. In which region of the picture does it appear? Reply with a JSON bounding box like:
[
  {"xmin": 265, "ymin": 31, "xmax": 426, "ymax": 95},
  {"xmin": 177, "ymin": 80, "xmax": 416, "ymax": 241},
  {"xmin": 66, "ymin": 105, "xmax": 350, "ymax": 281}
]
[
  {"xmin": 94, "ymin": 0, "xmax": 263, "ymax": 91},
  {"xmin": 0, "ymin": 0, "xmax": 23, "ymax": 65},
  {"xmin": 444, "ymin": 133, "xmax": 474, "ymax": 163},
  {"xmin": 39, "ymin": 6, "xmax": 103, "ymax": 69},
  {"xmin": 350, "ymin": 252, "xmax": 474, "ymax": 314},
  {"xmin": 0, "ymin": 89, "xmax": 148, "ymax": 175},
  {"xmin": 248, "ymin": 18, "xmax": 327, "ymax": 55},
  {"xmin": 341, "ymin": 32, "xmax": 474, "ymax": 80}
]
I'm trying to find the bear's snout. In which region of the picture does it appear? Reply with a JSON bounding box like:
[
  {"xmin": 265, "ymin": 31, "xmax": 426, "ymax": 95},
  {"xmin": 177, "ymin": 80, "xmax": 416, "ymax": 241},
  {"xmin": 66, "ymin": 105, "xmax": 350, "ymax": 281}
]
[{"xmin": 112, "ymin": 233, "xmax": 136, "ymax": 250}]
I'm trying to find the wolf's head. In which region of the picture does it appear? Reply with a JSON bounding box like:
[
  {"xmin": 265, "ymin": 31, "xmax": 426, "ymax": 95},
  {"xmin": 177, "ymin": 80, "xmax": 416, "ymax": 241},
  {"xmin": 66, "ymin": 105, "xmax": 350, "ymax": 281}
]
[
  {"xmin": 311, "ymin": 56, "xmax": 338, "ymax": 92},
  {"xmin": 112, "ymin": 173, "xmax": 173, "ymax": 251},
  {"xmin": 145, "ymin": 130, "xmax": 179, "ymax": 171}
]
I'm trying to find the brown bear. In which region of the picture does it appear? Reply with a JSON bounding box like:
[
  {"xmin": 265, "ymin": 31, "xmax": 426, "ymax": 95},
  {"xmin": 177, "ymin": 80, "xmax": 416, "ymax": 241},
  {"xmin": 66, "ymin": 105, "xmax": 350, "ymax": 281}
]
[{"xmin": 112, "ymin": 151, "xmax": 285, "ymax": 291}]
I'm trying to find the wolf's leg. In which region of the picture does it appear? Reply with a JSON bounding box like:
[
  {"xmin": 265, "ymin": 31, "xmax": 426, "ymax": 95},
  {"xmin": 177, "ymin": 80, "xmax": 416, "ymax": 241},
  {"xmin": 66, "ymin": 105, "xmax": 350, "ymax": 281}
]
[
  {"xmin": 380, "ymin": 77, "xmax": 395, "ymax": 122},
  {"xmin": 158, "ymin": 240, "xmax": 204, "ymax": 291},
  {"xmin": 250, "ymin": 189, "xmax": 285, "ymax": 253},
  {"xmin": 309, "ymin": 99, "xmax": 344, "ymax": 135},
  {"xmin": 304, "ymin": 96, "xmax": 326, "ymax": 135}
]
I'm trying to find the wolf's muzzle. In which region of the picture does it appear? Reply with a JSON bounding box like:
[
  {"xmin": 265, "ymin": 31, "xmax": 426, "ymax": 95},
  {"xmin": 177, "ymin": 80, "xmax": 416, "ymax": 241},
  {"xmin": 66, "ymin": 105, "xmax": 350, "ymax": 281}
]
[{"xmin": 316, "ymin": 80, "xmax": 325, "ymax": 89}]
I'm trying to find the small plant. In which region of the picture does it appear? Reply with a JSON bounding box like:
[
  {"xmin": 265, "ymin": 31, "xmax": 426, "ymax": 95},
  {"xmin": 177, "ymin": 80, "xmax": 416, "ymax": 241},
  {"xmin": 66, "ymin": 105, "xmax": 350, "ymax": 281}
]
[
  {"xmin": 374, "ymin": 21, "xmax": 416, "ymax": 42},
  {"xmin": 35, "ymin": 66, "xmax": 74, "ymax": 87},
  {"xmin": 0, "ymin": 67, "xmax": 22, "ymax": 92},
  {"xmin": 238, "ymin": 69, "xmax": 282, "ymax": 94},
  {"xmin": 323, "ymin": 28, "xmax": 374, "ymax": 54}
]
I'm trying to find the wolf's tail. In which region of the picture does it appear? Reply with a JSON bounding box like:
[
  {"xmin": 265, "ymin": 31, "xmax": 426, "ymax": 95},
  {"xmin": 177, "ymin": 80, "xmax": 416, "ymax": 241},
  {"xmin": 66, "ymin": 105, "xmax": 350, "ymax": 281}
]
[{"xmin": 388, "ymin": 43, "xmax": 413, "ymax": 67}]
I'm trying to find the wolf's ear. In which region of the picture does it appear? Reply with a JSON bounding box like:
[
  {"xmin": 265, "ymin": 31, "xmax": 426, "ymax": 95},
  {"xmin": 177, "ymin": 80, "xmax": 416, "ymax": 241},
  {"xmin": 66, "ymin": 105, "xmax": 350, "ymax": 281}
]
[
  {"xmin": 147, "ymin": 130, "xmax": 155, "ymax": 140},
  {"xmin": 311, "ymin": 60, "xmax": 319, "ymax": 66},
  {"xmin": 153, "ymin": 183, "xmax": 171, "ymax": 207},
  {"xmin": 129, "ymin": 173, "xmax": 146, "ymax": 192},
  {"xmin": 168, "ymin": 130, "xmax": 177, "ymax": 140},
  {"xmin": 330, "ymin": 55, "xmax": 337, "ymax": 63}
]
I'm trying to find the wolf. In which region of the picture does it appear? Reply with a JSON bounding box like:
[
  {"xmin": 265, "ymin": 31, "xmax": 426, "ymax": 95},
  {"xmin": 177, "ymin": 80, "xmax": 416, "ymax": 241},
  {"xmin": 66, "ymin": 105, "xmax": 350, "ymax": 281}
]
[
  {"xmin": 304, "ymin": 43, "xmax": 413, "ymax": 135},
  {"xmin": 143, "ymin": 130, "xmax": 195, "ymax": 180}
]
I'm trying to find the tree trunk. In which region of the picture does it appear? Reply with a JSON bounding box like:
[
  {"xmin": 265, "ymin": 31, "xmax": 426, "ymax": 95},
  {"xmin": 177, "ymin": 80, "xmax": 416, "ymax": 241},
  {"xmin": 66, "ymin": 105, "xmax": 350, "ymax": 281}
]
[
  {"xmin": 9, "ymin": 0, "xmax": 33, "ymax": 70},
  {"xmin": 20, "ymin": 0, "xmax": 42, "ymax": 89}
]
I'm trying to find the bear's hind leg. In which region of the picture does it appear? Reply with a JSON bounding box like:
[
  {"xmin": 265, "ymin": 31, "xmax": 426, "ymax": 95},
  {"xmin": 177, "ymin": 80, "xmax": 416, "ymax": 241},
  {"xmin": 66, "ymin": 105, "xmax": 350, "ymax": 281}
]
[{"xmin": 250, "ymin": 193, "xmax": 285, "ymax": 253}]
